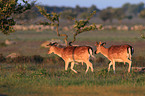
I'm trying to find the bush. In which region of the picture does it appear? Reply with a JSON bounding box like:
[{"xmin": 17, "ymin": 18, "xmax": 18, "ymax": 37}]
[
  {"xmin": 6, "ymin": 55, "xmax": 44, "ymax": 64},
  {"xmin": 0, "ymin": 54, "xmax": 6, "ymax": 62},
  {"xmin": 0, "ymin": 43, "xmax": 7, "ymax": 47},
  {"xmin": 0, "ymin": 54, "xmax": 64, "ymax": 65}
]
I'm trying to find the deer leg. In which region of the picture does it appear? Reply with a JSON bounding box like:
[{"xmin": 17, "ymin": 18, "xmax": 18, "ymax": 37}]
[
  {"xmin": 127, "ymin": 60, "xmax": 132, "ymax": 73},
  {"xmin": 123, "ymin": 58, "xmax": 132, "ymax": 73},
  {"xmin": 85, "ymin": 65, "xmax": 89, "ymax": 74},
  {"xmin": 108, "ymin": 61, "xmax": 113, "ymax": 72},
  {"xmin": 112, "ymin": 61, "xmax": 116, "ymax": 74},
  {"xmin": 90, "ymin": 62, "xmax": 93, "ymax": 72},
  {"xmin": 82, "ymin": 62, "xmax": 83, "ymax": 65},
  {"xmin": 85, "ymin": 61, "xmax": 93, "ymax": 73},
  {"xmin": 65, "ymin": 61, "xmax": 69, "ymax": 71},
  {"xmin": 70, "ymin": 62, "xmax": 77, "ymax": 73}
]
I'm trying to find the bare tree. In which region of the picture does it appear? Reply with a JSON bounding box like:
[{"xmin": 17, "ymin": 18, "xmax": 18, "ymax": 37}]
[
  {"xmin": 36, "ymin": 5, "xmax": 69, "ymax": 45},
  {"xmin": 37, "ymin": 6, "xmax": 102, "ymax": 46}
]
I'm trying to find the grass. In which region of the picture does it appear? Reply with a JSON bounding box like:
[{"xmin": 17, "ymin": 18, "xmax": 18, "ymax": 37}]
[
  {"xmin": 0, "ymin": 59, "xmax": 145, "ymax": 96},
  {"xmin": 77, "ymin": 30, "xmax": 142, "ymax": 42},
  {"xmin": 0, "ymin": 30, "xmax": 143, "ymax": 42},
  {"xmin": 0, "ymin": 63, "xmax": 145, "ymax": 95},
  {"xmin": 0, "ymin": 30, "xmax": 145, "ymax": 95}
]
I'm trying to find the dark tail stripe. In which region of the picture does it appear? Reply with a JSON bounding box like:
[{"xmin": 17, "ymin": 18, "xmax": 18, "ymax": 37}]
[
  {"xmin": 72, "ymin": 46, "xmax": 77, "ymax": 61},
  {"xmin": 127, "ymin": 46, "xmax": 134, "ymax": 55},
  {"xmin": 131, "ymin": 47, "xmax": 134, "ymax": 55},
  {"xmin": 88, "ymin": 47, "xmax": 93, "ymax": 55}
]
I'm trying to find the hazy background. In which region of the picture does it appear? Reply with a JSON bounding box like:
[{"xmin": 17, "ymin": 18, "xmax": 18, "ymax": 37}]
[
  {"xmin": 35, "ymin": 0, "xmax": 145, "ymax": 9},
  {"xmin": 16, "ymin": 0, "xmax": 145, "ymax": 26}
]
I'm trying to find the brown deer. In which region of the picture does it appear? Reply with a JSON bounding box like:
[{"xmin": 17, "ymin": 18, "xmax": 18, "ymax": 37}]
[
  {"xmin": 95, "ymin": 41, "xmax": 134, "ymax": 73},
  {"xmin": 47, "ymin": 42, "xmax": 95, "ymax": 73}
]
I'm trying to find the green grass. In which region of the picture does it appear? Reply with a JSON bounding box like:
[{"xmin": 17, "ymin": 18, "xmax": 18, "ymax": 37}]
[
  {"xmin": 0, "ymin": 61, "xmax": 145, "ymax": 96},
  {"xmin": 77, "ymin": 30, "xmax": 143, "ymax": 42},
  {"xmin": 0, "ymin": 30, "xmax": 143, "ymax": 42}
]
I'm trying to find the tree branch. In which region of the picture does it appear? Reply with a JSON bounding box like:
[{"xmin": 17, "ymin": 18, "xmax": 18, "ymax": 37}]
[
  {"xmin": 69, "ymin": 11, "xmax": 103, "ymax": 46},
  {"xmin": 36, "ymin": 5, "xmax": 69, "ymax": 46}
]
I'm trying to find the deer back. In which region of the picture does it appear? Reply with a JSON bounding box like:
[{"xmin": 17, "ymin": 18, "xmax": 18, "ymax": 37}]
[
  {"xmin": 62, "ymin": 46, "xmax": 92, "ymax": 61},
  {"xmin": 108, "ymin": 45, "xmax": 133, "ymax": 59}
]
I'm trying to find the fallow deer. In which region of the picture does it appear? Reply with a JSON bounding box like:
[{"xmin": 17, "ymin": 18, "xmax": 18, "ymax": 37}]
[
  {"xmin": 95, "ymin": 41, "xmax": 134, "ymax": 73},
  {"xmin": 47, "ymin": 42, "xmax": 95, "ymax": 73}
]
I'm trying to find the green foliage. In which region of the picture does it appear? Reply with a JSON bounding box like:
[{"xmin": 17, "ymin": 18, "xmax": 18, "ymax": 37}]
[
  {"xmin": 74, "ymin": 20, "xmax": 89, "ymax": 30},
  {"xmin": 0, "ymin": 0, "xmax": 33, "ymax": 34},
  {"xmin": 73, "ymin": 11, "xmax": 98, "ymax": 32},
  {"xmin": 36, "ymin": 5, "xmax": 60, "ymax": 26},
  {"xmin": 13, "ymin": 6, "xmax": 38, "ymax": 21}
]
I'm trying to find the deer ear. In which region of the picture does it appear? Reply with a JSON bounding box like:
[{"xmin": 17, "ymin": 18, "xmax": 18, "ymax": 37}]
[
  {"xmin": 95, "ymin": 42, "xmax": 99, "ymax": 46},
  {"xmin": 101, "ymin": 42, "xmax": 106, "ymax": 46},
  {"xmin": 47, "ymin": 42, "xmax": 52, "ymax": 46},
  {"xmin": 52, "ymin": 42, "xmax": 58, "ymax": 46},
  {"xmin": 99, "ymin": 41, "xmax": 102, "ymax": 45}
]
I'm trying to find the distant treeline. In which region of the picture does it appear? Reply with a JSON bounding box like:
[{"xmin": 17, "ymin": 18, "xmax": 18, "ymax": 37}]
[{"xmin": 13, "ymin": 2, "xmax": 145, "ymax": 24}]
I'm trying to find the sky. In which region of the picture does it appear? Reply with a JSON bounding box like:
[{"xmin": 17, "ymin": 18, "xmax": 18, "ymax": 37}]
[{"xmin": 34, "ymin": 0, "xmax": 145, "ymax": 9}]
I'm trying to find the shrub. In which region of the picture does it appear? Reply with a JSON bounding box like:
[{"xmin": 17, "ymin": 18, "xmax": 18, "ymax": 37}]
[{"xmin": 0, "ymin": 54, "xmax": 6, "ymax": 62}]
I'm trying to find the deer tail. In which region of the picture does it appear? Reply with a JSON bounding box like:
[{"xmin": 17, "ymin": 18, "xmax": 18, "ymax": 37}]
[
  {"xmin": 127, "ymin": 46, "xmax": 134, "ymax": 60},
  {"xmin": 88, "ymin": 48, "xmax": 96, "ymax": 60}
]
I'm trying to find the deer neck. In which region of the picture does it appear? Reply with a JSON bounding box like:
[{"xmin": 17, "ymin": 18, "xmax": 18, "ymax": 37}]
[
  {"xmin": 100, "ymin": 47, "xmax": 109, "ymax": 58},
  {"xmin": 53, "ymin": 46, "xmax": 63, "ymax": 57}
]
